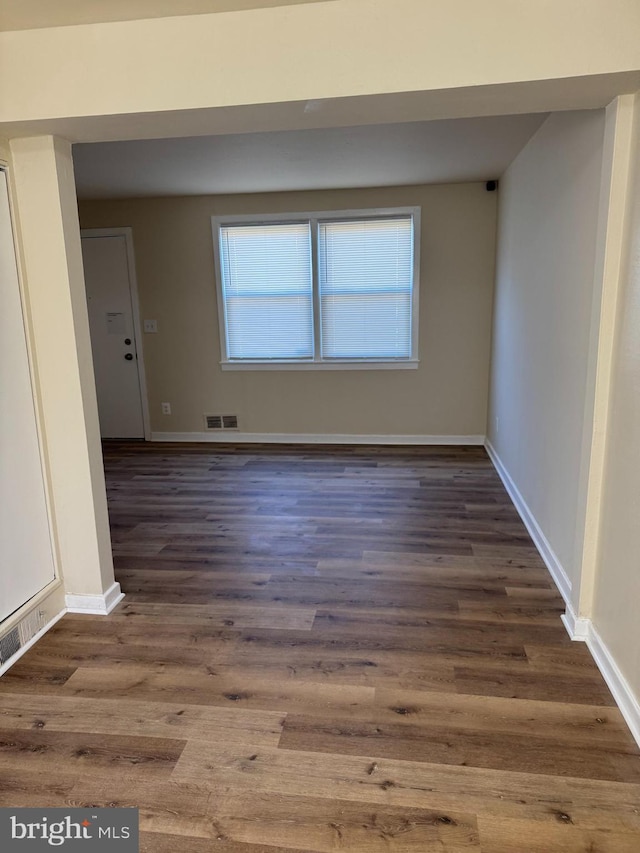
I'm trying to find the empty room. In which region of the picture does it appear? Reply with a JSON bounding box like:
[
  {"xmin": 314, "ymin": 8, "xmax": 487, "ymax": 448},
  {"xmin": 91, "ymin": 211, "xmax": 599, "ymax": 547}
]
[{"xmin": 1, "ymin": 2, "xmax": 639, "ymax": 852}]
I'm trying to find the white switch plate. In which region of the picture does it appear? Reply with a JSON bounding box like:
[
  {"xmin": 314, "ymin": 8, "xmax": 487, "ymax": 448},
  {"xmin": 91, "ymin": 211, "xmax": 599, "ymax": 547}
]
[
  {"xmin": 161, "ymin": 402, "xmax": 171, "ymax": 415},
  {"xmin": 144, "ymin": 319, "xmax": 158, "ymax": 333}
]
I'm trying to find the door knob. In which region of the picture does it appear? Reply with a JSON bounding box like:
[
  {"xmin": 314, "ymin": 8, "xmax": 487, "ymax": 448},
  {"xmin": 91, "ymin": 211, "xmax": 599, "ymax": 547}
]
[{"xmin": 124, "ymin": 353, "xmax": 134, "ymax": 361}]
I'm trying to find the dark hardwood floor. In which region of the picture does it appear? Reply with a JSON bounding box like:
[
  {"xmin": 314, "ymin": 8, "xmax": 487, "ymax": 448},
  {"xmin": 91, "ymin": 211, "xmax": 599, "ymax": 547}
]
[{"xmin": 1, "ymin": 442, "xmax": 639, "ymax": 851}]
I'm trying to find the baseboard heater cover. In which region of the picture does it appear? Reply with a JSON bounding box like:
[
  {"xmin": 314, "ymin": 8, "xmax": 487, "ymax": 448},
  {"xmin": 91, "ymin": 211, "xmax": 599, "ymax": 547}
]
[{"xmin": 0, "ymin": 607, "xmax": 46, "ymax": 665}]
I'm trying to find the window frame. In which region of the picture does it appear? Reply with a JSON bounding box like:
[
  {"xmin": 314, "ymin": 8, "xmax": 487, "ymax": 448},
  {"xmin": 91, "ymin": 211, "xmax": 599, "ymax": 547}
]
[{"xmin": 211, "ymin": 206, "xmax": 421, "ymax": 371}]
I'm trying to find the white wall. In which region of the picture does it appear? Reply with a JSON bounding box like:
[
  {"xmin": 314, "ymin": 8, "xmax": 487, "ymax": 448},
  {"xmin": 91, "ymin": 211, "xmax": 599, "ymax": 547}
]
[
  {"xmin": 592, "ymin": 93, "xmax": 640, "ymax": 718},
  {"xmin": 1, "ymin": 0, "xmax": 639, "ymax": 142},
  {"xmin": 487, "ymin": 110, "xmax": 605, "ymax": 594}
]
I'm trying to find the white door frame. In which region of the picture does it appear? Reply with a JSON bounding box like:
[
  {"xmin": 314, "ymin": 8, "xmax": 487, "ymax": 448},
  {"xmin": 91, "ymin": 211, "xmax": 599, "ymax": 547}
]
[{"xmin": 81, "ymin": 227, "xmax": 151, "ymax": 441}]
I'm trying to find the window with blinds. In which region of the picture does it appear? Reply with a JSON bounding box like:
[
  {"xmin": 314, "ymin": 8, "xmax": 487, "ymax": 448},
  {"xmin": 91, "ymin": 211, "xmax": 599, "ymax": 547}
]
[
  {"xmin": 213, "ymin": 208, "xmax": 419, "ymax": 367},
  {"xmin": 318, "ymin": 217, "xmax": 414, "ymax": 359}
]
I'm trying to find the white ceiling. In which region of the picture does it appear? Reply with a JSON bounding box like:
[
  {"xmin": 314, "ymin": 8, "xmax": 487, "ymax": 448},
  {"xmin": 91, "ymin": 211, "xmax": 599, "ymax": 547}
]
[{"xmin": 73, "ymin": 113, "xmax": 547, "ymax": 199}]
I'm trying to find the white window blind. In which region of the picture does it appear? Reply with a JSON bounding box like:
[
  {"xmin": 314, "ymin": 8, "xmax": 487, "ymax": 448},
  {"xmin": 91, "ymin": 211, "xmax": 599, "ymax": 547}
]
[
  {"xmin": 214, "ymin": 208, "xmax": 419, "ymax": 367},
  {"xmin": 318, "ymin": 216, "xmax": 414, "ymax": 359},
  {"xmin": 219, "ymin": 221, "xmax": 313, "ymax": 360}
]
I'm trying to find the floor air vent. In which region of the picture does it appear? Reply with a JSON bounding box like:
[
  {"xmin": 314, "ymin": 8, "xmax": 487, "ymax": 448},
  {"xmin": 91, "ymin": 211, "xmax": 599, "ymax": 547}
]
[
  {"xmin": 205, "ymin": 414, "xmax": 238, "ymax": 430},
  {"xmin": 0, "ymin": 608, "xmax": 46, "ymax": 665},
  {"xmin": 205, "ymin": 414, "xmax": 223, "ymax": 430}
]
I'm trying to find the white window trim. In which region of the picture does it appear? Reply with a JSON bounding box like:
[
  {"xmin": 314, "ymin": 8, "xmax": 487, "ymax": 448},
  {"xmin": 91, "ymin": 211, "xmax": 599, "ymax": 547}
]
[{"xmin": 211, "ymin": 206, "xmax": 421, "ymax": 370}]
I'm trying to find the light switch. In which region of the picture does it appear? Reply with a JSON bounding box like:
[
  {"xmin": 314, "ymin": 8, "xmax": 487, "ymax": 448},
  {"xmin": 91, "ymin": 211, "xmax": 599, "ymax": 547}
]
[{"xmin": 144, "ymin": 319, "xmax": 158, "ymax": 333}]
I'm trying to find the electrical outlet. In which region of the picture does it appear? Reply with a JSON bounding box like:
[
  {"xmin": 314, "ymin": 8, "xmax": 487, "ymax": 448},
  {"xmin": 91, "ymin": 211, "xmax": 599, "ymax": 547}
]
[
  {"xmin": 161, "ymin": 402, "xmax": 171, "ymax": 415},
  {"xmin": 144, "ymin": 319, "xmax": 158, "ymax": 333}
]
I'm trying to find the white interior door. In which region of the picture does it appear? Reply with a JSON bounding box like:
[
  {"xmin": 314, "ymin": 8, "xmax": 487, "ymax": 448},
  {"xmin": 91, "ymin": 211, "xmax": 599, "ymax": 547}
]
[
  {"xmin": 0, "ymin": 169, "xmax": 56, "ymax": 622},
  {"xmin": 82, "ymin": 233, "xmax": 145, "ymax": 439}
]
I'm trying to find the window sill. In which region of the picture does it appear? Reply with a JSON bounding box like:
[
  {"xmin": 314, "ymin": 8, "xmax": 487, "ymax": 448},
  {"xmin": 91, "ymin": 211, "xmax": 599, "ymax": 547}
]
[{"xmin": 220, "ymin": 359, "xmax": 420, "ymax": 372}]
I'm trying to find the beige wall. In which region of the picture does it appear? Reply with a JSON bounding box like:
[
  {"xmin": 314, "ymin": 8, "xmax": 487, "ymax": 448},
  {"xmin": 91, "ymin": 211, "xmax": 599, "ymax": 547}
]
[
  {"xmin": 487, "ymin": 110, "xmax": 605, "ymax": 589},
  {"xmin": 79, "ymin": 182, "xmax": 497, "ymax": 438},
  {"xmin": 593, "ymin": 94, "xmax": 640, "ymax": 703}
]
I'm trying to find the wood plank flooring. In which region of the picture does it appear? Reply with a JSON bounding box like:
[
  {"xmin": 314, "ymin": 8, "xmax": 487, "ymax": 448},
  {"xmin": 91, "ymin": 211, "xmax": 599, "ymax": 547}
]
[{"xmin": 1, "ymin": 441, "xmax": 639, "ymax": 851}]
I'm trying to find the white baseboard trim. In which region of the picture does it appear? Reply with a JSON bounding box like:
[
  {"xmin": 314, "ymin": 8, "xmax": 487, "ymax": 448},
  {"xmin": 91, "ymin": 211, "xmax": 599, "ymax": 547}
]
[
  {"xmin": 562, "ymin": 610, "xmax": 640, "ymax": 748},
  {"xmin": 150, "ymin": 431, "xmax": 486, "ymax": 446},
  {"xmin": 65, "ymin": 582, "xmax": 124, "ymax": 615},
  {"xmin": 0, "ymin": 608, "xmax": 66, "ymax": 678},
  {"xmin": 587, "ymin": 622, "xmax": 640, "ymax": 748},
  {"xmin": 560, "ymin": 602, "xmax": 590, "ymax": 641},
  {"xmin": 484, "ymin": 439, "xmax": 572, "ymax": 606},
  {"xmin": 485, "ymin": 440, "xmax": 640, "ymax": 748}
]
